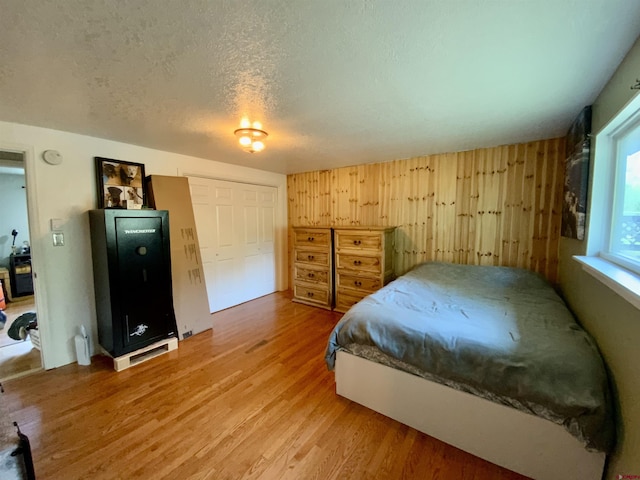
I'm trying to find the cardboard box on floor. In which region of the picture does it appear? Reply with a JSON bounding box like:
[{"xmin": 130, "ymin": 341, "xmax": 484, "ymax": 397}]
[{"xmin": 146, "ymin": 175, "xmax": 211, "ymax": 339}]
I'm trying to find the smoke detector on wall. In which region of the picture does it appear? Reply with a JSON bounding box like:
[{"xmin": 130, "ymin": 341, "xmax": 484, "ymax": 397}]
[{"xmin": 42, "ymin": 150, "xmax": 63, "ymax": 165}]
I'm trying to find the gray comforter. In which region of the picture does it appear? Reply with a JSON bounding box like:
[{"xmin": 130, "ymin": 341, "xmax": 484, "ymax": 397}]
[{"xmin": 325, "ymin": 262, "xmax": 614, "ymax": 452}]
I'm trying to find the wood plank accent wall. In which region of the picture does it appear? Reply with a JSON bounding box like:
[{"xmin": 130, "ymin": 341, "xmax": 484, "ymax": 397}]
[{"xmin": 287, "ymin": 137, "xmax": 566, "ymax": 284}]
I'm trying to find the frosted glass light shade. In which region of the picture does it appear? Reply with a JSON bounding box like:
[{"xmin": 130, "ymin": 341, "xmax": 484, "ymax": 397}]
[{"xmin": 234, "ymin": 124, "xmax": 268, "ymax": 153}]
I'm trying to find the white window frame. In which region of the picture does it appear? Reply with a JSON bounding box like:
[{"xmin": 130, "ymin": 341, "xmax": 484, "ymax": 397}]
[
  {"xmin": 601, "ymin": 114, "xmax": 640, "ymax": 274},
  {"xmin": 574, "ymin": 91, "xmax": 640, "ymax": 311}
]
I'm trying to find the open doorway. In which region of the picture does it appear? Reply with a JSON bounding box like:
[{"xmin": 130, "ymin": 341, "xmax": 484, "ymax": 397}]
[{"xmin": 0, "ymin": 150, "xmax": 41, "ymax": 381}]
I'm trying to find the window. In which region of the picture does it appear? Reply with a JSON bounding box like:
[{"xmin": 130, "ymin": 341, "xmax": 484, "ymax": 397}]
[
  {"xmin": 575, "ymin": 92, "xmax": 640, "ymax": 310},
  {"xmin": 607, "ymin": 117, "xmax": 640, "ymax": 275}
]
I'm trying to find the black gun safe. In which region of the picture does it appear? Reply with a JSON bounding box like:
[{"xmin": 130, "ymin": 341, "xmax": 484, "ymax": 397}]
[{"xmin": 89, "ymin": 209, "xmax": 177, "ymax": 357}]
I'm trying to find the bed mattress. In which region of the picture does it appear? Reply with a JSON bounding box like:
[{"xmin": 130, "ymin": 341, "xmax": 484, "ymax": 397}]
[{"xmin": 325, "ymin": 262, "xmax": 614, "ymax": 452}]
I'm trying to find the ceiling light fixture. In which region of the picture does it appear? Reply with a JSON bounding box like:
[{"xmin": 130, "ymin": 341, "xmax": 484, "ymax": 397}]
[{"xmin": 234, "ymin": 119, "xmax": 268, "ymax": 153}]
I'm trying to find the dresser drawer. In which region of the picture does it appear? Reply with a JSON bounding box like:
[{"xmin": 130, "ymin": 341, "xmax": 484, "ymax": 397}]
[
  {"xmin": 295, "ymin": 249, "xmax": 330, "ymax": 267},
  {"xmin": 335, "ymin": 253, "xmax": 381, "ymax": 274},
  {"xmin": 336, "ymin": 273, "xmax": 381, "ymax": 292},
  {"xmin": 295, "ymin": 265, "xmax": 329, "ymax": 285},
  {"xmin": 293, "ymin": 283, "xmax": 330, "ymax": 306},
  {"xmin": 335, "ymin": 289, "xmax": 369, "ymax": 313},
  {"xmin": 295, "ymin": 229, "xmax": 331, "ymax": 248},
  {"xmin": 334, "ymin": 231, "xmax": 382, "ymax": 251}
]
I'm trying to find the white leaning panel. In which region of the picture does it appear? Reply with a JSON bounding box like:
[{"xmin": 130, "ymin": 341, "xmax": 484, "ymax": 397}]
[{"xmin": 335, "ymin": 351, "xmax": 605, "ymax": 480}]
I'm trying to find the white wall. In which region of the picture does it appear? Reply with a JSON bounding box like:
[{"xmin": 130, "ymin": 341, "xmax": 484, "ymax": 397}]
[
  {"xmin": 0, "ymin": 172, "xmax": 30, "ymax": 269},
  {"xmin": 559, "ymin": 34, "xmax": 640, "ymax": 479},
  {"xmin": 0, "ymin": 120, "xmax": 288, "ymax": 369}
]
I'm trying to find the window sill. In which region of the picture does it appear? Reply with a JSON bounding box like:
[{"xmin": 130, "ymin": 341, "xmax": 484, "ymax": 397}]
[{"xmin": 573, "ymin": 255, "xmax": 640, "ymax": 311}]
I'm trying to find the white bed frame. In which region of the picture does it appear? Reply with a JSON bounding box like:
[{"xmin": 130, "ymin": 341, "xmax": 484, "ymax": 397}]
[{"xmin": 335, "ymin": 351, "xmax": 606, "ymax": 480}]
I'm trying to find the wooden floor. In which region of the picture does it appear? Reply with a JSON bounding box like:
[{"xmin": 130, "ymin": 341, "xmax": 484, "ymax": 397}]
[
  {"xmin": 0, "ymin": 340, "xmax": 42, "ymax": 382},
  {"xmin": 3, "ymin": 292, "xmax": 528, "ymax": 480}
]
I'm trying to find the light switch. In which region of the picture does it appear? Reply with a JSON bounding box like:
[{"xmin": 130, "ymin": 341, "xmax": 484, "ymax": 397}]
[
  {"xmin": 53, "ymin": 232, "xmax": 64, "ymax": 246},
  {"xmin": 50, "ymin": 218, "xmax": 64, "ymax": 231}
]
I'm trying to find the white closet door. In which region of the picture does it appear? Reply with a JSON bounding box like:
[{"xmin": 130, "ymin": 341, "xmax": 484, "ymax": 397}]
[
  {"xmin": 257, "ymin": 188, "xmax": 276, "ymax": 297},
  {"xmin": 188, "ymin": 181, "xmax": 220, "ymax": 310},
  {"xmin": 188, "ymin": 177, "xmax": 277, "ymax": 312}
]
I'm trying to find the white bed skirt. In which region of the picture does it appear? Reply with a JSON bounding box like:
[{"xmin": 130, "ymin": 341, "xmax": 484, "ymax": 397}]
[{"xmin": 335, "ymin": 350, "xmax": 606, "ymax": 480}]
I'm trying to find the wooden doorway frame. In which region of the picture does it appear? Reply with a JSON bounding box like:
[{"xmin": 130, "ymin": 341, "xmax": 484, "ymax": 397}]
[{"xmin": 0, "ymin": 141, "xmax": 50, "ymax": 370}]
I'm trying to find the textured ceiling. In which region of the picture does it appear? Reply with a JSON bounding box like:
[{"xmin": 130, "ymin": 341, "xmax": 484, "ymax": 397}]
[{"xmin": 1, "ymin": 1, "xmax": 639, "ymax": 174}]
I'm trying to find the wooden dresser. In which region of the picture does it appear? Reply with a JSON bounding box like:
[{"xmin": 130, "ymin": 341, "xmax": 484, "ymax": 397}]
[
  {"xmin": 333, "ymin": 227, "xmax": 396, "ymax": 312},
  {"xmin": 292, "ymin": 227, "xmax": 333, "ymax": 309}
]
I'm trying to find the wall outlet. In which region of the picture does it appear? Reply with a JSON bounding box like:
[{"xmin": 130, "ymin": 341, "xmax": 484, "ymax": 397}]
[{"xmin": 183, "ymin": 330, "xmax": 193, "ymax": 339}]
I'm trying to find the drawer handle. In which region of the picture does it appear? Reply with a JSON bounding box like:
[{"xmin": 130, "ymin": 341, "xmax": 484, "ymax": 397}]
[
  {"xmin": 308, "ymin": 255, "xmax": 315, "ymax": 261},
  {"xmin": 308, "ymin": 236, "xmax": 314, "ymax": 241},
  {"xmin": 353, "ymin": 240, "xmax": 361, "ymax": 245},
  {"xmin": 307, "ymin": 292, "xmax": 314, "ymax": 297},
  {"xmin": 353, "ymin": 260, "xmax": 362, "ymax": 266},
  {"xmin": 354, "ymin": 280, "xmax": 362, "ymax": 287},
  {"xmin": 308, "ymin": 272, "xmax": 315, "ymax": 278}
]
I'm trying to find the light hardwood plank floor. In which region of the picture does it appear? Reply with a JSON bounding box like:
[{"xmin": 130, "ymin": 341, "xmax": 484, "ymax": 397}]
[{"xmin": 3, "ymin": 292, "xmax": 528, "ymax": 479}]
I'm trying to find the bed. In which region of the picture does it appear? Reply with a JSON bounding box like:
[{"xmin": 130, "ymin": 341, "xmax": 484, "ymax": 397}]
[{"xmin": 325, "ymin": 262, "xmax": 614, "ymax": 480}]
